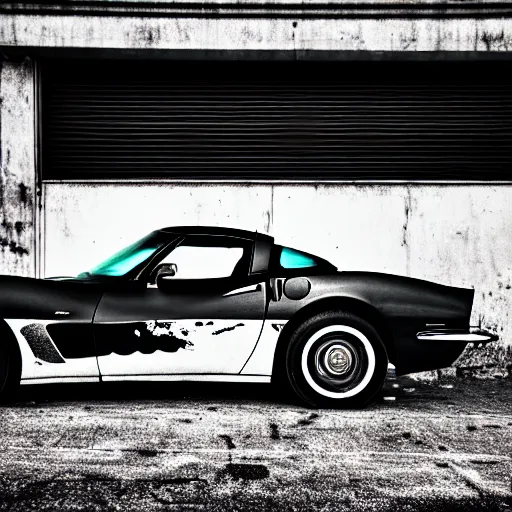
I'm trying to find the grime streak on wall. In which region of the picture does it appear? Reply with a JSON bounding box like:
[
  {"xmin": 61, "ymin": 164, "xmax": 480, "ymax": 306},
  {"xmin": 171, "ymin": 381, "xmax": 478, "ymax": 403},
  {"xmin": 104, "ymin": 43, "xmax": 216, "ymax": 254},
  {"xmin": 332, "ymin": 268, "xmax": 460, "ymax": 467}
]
[{"xmin": 0, "ymin": 58, "xmax": 35, "ymax": 277}]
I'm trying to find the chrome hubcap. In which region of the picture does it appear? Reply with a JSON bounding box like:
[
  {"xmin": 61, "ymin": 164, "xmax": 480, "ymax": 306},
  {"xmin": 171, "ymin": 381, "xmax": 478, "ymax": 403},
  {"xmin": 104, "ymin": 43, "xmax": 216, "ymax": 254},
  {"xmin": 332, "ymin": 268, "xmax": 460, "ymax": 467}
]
[
  {"xmin": 324, "ymin": 345, "xmax": 353, "ymax": 375},
  {"xmin": 314, "ymin": 339, "xmax": 357, "ymax": 381}
]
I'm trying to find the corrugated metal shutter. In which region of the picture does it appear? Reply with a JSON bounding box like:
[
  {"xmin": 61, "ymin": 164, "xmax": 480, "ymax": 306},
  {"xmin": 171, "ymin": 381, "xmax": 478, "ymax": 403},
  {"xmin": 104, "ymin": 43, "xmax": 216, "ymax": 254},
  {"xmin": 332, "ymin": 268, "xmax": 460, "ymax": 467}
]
[{"xmin": 42, "ymin": 61, "xmax": 512, "ymax": 181}]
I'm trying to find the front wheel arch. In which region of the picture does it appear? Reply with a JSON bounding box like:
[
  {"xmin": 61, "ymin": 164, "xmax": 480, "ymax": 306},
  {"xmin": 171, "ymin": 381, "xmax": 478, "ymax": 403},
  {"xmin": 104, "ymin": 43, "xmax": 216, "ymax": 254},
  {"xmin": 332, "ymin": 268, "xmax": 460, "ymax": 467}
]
[{"xmin": 0, "ymin": 319, "xmax": 22, "ymax": 400}]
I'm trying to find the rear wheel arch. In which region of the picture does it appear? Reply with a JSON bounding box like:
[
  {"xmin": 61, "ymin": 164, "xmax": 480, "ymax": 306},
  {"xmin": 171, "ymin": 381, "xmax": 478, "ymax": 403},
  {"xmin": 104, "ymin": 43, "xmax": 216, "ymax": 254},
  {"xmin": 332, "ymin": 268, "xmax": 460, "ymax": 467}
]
[{"xmin": 271, "ymin": 296, "xmax": 396, "ymax": 383}]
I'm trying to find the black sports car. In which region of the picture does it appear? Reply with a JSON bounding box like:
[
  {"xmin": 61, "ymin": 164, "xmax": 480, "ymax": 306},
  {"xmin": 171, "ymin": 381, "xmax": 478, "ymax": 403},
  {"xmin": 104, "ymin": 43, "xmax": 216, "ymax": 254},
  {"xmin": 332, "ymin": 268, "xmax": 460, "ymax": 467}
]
[{"xmin": 0, "ymin": 226, "xmax": 498, "ymax": 407}]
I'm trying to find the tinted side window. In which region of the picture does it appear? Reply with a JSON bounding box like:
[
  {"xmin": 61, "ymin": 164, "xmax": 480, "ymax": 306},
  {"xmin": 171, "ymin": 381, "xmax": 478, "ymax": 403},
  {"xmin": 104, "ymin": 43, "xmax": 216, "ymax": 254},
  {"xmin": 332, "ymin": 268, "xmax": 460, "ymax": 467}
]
[
  {"xmin": 279, "ymin": 247, "xmax": 318, "ymax": 269},
  {"xmin": 270, "ymin": 245, "xmax": 337, "ymax": 275}
]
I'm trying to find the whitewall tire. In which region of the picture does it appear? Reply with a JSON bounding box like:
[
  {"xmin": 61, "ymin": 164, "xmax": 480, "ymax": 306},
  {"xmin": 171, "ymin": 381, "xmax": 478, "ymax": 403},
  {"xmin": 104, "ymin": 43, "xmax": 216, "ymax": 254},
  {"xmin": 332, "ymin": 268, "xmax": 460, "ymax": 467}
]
[{"xmin": 285, "ymin": 311, "xmax": 388, "ymax": 408}]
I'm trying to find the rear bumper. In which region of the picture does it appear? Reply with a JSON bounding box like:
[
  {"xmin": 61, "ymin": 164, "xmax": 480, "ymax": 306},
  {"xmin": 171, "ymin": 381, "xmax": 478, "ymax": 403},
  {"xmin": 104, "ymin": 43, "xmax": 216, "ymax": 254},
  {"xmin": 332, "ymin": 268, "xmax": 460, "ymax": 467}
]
[{"xmin": 416, "ymin": 328, "xmax": 499, "ymax": 343}]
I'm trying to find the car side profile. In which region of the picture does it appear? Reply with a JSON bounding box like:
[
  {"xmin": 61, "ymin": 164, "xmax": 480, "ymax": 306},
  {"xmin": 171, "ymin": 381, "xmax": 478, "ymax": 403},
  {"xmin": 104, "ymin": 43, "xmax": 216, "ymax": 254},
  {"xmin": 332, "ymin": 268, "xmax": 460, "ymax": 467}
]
[{"xmin": 0, "ymin": 226, "xmax": 498, "ymax": 408}]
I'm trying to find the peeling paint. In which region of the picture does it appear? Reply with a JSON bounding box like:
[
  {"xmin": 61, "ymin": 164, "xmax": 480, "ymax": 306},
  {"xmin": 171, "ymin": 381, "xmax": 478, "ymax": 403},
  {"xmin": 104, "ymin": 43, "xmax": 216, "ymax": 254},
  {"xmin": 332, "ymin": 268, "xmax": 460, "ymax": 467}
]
[
  {"xmin": 212, "ymin": 323, "xmax": 245, "ymax": 335},
  {"xmin": 95, "ymin": 319, "xmax": 250, "ymax": 357},
  {"xmin": 145, "ymin": 321, "xmax": 194, "ymax": 344},
  {"xmin": 93, "ymin": 321, "xmax": 195, "ymax": 357}
]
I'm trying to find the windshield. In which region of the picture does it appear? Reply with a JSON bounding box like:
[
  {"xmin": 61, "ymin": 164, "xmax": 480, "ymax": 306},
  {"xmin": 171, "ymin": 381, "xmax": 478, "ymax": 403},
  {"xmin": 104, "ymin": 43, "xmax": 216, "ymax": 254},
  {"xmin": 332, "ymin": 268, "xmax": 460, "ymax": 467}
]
[{"xmin": 77, "ymin": 231, "xmax": 168, "ymax": 278}]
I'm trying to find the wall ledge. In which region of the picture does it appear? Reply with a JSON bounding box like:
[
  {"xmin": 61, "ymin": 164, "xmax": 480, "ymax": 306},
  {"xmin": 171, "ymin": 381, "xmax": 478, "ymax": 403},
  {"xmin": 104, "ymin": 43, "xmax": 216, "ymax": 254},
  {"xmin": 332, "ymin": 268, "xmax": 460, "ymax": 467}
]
[{"xmin": 2, "ymin": 1, "xmax": 512, "ymax": 19}]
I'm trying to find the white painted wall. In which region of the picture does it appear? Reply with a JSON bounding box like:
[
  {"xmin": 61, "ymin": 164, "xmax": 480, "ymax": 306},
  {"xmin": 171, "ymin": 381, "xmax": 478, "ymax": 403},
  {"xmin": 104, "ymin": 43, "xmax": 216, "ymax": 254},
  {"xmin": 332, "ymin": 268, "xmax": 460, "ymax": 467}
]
[
  {"xmin": 43, "ymin": 183, "xmax": 272, "ymax": 277},
  {"xmin": 44, "ymin": 182, "xmax": 512, "ymax": 371}
]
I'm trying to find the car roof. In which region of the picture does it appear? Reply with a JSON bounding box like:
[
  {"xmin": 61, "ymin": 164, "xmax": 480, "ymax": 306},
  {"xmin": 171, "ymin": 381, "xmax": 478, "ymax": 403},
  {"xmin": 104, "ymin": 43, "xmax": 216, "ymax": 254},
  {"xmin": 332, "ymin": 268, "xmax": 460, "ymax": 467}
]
[{"xmin": 158, "ymin": 225, "xmax": 272, "ymax": 241}]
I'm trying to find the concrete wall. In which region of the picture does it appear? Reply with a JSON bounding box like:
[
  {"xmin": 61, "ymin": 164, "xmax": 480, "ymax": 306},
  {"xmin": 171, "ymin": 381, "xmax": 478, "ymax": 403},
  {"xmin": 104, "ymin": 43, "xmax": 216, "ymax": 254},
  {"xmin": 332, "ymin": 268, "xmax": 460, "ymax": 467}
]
[
  {"xmin": 44, "ymin": 182, "xmax": 512, "ymax": 375},
  {"xmin": 0, "ymin": 58, "xmax": 36, "ymax": 278},
  {"xmin": 1, "ymin": 5, "xmax": 512, "ymax": 54}
]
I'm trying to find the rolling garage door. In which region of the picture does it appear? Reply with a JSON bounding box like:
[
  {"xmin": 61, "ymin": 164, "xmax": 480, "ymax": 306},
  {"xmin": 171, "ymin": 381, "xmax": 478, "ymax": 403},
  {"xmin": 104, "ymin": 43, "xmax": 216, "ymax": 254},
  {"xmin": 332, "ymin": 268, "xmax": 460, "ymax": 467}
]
[{"xmin": 42, "ymin": 60, "xmax": 512, "ymax": 181}]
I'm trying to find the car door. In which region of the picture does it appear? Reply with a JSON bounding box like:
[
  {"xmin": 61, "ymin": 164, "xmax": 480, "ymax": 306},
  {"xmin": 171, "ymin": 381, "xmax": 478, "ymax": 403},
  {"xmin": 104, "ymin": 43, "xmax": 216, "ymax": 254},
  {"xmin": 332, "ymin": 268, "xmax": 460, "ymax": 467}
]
[{"xmin": 93, "ymin": 234, "xmax": 267, "ymax": 378}]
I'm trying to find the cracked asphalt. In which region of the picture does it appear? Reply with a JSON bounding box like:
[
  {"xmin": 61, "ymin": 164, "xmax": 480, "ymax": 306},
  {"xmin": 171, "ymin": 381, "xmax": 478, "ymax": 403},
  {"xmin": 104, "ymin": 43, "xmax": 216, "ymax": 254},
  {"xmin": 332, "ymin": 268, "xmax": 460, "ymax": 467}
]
[{"xmin": 0, "ymin": 374, "xmax": 511, "ymax": 511}]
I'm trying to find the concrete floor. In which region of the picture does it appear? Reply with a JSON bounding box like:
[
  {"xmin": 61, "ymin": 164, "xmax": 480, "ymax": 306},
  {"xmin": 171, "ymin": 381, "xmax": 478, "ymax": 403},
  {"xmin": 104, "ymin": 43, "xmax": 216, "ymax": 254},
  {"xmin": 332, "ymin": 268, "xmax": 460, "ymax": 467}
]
[{"xmin": 0, "ymin": 375, "xmax": 511, "ymax": 512}]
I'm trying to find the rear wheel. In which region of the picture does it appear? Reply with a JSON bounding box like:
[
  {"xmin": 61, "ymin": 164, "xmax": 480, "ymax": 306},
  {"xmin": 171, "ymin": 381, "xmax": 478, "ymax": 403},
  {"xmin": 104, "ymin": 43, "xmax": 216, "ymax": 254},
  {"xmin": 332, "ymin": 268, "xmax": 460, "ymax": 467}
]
[
  {"xmin": 0, "ymin": 328, "xmax": 21, "ymax": 403},
  {"xmin": 285, "ymin": 311, "xmax": 388, "ymax": 408}
]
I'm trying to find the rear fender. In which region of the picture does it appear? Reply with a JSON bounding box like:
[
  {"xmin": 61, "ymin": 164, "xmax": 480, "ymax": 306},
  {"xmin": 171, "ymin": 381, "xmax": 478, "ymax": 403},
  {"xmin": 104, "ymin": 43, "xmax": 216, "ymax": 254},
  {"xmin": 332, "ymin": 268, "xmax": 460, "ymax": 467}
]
[{"xmin": 270, "ymin": 296, "xmax": 396, "ymax": 381}]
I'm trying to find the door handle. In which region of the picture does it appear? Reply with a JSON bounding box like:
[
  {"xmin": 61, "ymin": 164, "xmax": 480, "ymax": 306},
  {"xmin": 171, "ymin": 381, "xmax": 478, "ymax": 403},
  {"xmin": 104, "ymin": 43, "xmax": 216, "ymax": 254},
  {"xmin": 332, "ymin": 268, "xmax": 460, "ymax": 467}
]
[
  {"xmin": 223, "ymin": 283, "xmax": 262, "ymax": 297},
  {"xmin": 270, "ymin": 278, "xmax": 286, "ymax": 301}
]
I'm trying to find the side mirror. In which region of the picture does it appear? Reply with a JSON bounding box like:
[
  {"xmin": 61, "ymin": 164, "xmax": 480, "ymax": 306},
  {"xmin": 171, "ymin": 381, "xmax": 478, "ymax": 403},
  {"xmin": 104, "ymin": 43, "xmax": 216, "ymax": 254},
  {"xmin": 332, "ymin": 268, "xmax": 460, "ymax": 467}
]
[{"xmin": 155, "ymin": 263, "xmax": 178, "ymax": 288}]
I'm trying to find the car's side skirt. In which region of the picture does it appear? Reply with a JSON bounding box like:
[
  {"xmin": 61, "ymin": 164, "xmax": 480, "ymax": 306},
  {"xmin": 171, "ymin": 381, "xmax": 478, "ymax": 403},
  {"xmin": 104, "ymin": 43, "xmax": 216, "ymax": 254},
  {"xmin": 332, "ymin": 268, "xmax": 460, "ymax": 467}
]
[
  {"xmin": 19, "ymin": 375, "xmax": 270, "ymax": 385},
  {"xmin": 103, "ymin": 374, "xmax": 271, "ymax": 383},
  {"xmin": 20, "ymin": 376, "xmax": 100, "ymax": 385}
]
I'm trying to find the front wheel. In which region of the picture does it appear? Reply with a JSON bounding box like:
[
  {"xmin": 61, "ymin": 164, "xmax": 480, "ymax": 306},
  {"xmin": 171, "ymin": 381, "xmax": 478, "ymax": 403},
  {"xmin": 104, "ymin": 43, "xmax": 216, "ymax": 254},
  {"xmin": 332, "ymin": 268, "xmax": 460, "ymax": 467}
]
[{"xmin": 285, "ymin": 311, "xmax": 388, "ymax": 408}]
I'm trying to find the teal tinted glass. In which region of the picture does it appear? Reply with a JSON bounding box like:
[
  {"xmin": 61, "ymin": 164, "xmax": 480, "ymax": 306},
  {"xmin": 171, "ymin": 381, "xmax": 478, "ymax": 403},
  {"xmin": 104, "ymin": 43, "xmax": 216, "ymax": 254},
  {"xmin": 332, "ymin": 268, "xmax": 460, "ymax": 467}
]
[
  {"xmin": 280, "ymin": 247, "xmax": 318, "ymax": 269},
  {"xmin": 83, "ymin": 232, "xmax": 166, "ymax": 277}
]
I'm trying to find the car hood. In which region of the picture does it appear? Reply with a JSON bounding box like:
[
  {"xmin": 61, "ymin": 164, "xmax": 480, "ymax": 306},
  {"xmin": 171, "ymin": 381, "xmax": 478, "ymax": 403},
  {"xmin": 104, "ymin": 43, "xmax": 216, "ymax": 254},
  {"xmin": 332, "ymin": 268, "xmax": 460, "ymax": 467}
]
[{"xmin": 0, "ymin": 274, "xmax": 106, "ymax": 320}]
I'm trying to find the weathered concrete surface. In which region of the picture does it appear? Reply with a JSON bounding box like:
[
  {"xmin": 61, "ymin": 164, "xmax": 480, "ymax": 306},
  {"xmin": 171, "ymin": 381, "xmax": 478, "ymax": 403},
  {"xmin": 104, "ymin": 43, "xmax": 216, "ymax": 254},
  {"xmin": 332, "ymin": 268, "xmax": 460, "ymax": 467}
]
[
  {"xmin": 43, "ymin": 183, "xmax": 512, "ymax": 374},
  {"xmin": 0, "ymin": 58, "xmax": 36, "ymax": 277},
  {"xmin": 1, "ymin": 11, "xmax": 512, "ymax": 53},
  {"xmin": 0, "ymin": 376, "xmax": 511, "ymax": 511},
  {"xmin": 43, "ymin": 183, "xmax": 272, "ymax": 278}
]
